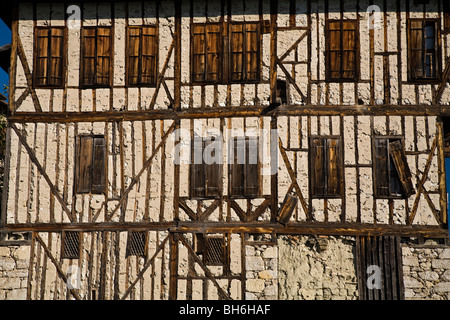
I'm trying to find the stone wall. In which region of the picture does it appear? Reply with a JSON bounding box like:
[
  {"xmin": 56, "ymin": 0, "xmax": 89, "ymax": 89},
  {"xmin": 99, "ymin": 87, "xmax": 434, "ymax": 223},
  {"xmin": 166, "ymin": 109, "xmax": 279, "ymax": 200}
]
[
  {"xmin": 0, "ymin": 245, "xmax": 30, "ymax": 300},
  {"xmin": 245, "ymin": 236, "xmax": 278, "ymax": 300},
  {"xmin": 402, "ymin": 242, "xmax": 450, "ymax": 300},
  {"xmin": 277, "ymin": 235, "xmax": 358, "ymax": 300}
]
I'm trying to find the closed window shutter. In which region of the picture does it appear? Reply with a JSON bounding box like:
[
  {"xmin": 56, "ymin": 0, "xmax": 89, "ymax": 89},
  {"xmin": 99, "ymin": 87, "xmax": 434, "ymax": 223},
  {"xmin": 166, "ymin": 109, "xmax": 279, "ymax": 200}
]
[
  {"xmin": 341, "ymin": 21, "xmax": 357, "ymax": 80},
  {"xmin": 205, "ymin": 24, "xmax": 221, "ymax": 82},
  {"xmin": 192, "ymin": 25, "xmax": 206, "ymax": 82},
  {"xmin": 35, "ymin": 28, "xmax": 49, "ymax": 86},
  {"xmin": 49, "ymin": 28, "xmax": 64, "ymax": 86},
  {"xmin": 311, "ymin": 138, "xmax": 325, "ymax": 197},
  {"xmin": 127, "ymin": 27, "xmax": 141, "ymax": 86},
  {"xmin": 230, "ymin": 138, "xmax": 245, "ymax": 197},
  {"xmin": 327, "ymin": 138, "xmax": 340, "ymax": 195},
  {"xmin": 96, "ymin": 27, "xmax": 111, "ymax": 86},
  {"xmin": 409, "ymin": 20, "xmax": 424, "ymax": 79},
  {"xmin": 76, "ymin": 136, "xmax": 94, "ymax": 194},
  {"xmin": 389, "ymin": 140, "xmax": 415, "ymax": 197},
  {"xmin": 245, "ymin": 138, "xmax": 259, "ymax": 197},
  {"xmin": 244, "ymin": 23, "xmax": 259, "ymax": 81},
  {"xmin": 204, "ymin": 139, "xmax": 221, "ymax": 197},
  {"xmin": 82, "ymin": 28, "xmax": 97, "ymax": 86},
  {"xmin": 230, "ymin": 23, "xmax": 244, "ymax": 82},
  {"xmin": 374, "ymin": 138, "xmax": 390, "ymax": 197},
  {"xmin": 141, "ymin": 26, "xmax": 157, "ymax": 85},
  {"xmin": 191, "ymin": 138, "xmax": 205, "ymax": 198},
  {"xmin": 91, "ymin": 137, "xmax": 106, "ymax": 194},
  {"xmin": 327, "ymin": 21, "xmax": 341, "ymax": 80}
]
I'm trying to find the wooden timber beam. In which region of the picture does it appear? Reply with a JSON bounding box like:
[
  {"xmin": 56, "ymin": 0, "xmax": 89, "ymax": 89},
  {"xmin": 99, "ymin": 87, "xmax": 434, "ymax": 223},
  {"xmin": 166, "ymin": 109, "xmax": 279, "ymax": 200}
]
[
  {"xmin": 2, "ymin": 221, "xmax": 448, "ymax": 238},
  {"xmin": 9, "ymin": 105, "xmax": 450, "ymax": 123}
]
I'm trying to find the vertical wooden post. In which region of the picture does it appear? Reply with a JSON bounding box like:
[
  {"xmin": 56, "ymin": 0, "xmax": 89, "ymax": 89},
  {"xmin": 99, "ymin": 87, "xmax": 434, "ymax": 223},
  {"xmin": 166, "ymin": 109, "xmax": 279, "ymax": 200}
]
[
  {"xmin": 173, "ymin": 0, "xmax": 182, "ymax": 221},
  {"xmin": 8, "ymin": 4, "xmax": 18, "ymax": 115},
  {"xmin": 270, "ymin": 0, "xmax": 278, "ymax": 221},
  {"xmin": 169, "ymin": 232, "xmax": 179, "ymax": 300},
  {"xmin": 437, "ymin": 120, "xmax": 447, "ymax": 226}
]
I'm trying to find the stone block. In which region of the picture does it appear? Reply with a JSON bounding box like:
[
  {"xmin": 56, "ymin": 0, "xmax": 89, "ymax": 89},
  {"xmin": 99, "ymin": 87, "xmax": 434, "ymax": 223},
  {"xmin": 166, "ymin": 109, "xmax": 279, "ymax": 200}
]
[
  {"xmin": 442, "ymin": 270, "xmax": 450, "ymax": 281},
  {"xmin": 0, "ymin": 257, "xmax": 16, "ymax": 271},
  {"xmin": 0, "ymin": 247, "xmax": 10, "ymax": 257},
  {"xmin": 403, "ymin": 276, "xmax": 422, "ymax": 289},
  {"xmin": 6, "ymin": 288, "xmax": 27, "ymax": 300},
  {"xmin": 419, "ymin": 271, "xmax": 439, "ymax": 282},
  {"xmin": 402, "ymin": 256, "xmax": 419, "ymax": 267},
  {"xmin": 246, "ymin": 279, "xmax": 265, "ymax": 293},
  {"xmin": 431, "ymin": 259, "xmax": 450, "ymax": 269},
  {"xmin": 0, "ymin": 277, "xmax": 21, "ymax": 290},
  {"xmin": 433, "ymin": 282, "xmax": 450, "ymax": 293},
  {"xmin": 439, "ymin": 249, "xmax": 450, "ymax": 259},
  {"xmin": 261, "ymin": 247, "xmax": 277, "ymax": 259},
  {"xmin": 246, "ymin": 256, "xmax": 264, "ymax": 271},
  {"xmin": 258, "ymin": 270, "xmax": 273, "ymax": 279},
  {"xmin": 13, "ymin": 246, "xmax": 30, "ymax": 260}
]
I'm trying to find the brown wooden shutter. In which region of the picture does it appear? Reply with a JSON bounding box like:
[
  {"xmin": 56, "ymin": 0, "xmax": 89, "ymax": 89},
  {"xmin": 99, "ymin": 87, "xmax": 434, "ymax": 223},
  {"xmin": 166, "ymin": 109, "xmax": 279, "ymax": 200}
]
[
  {"xmin": 91, "ymin": 137, "xmax": 106, "ymax": 194},
  {"xmin": 35, "ymin": 28, "xmax": 50, "ymax": 86},
  {"xmin": 230, "ymin": 137, "xmax": 245, "ymax": 197},
  {"xmin": 191, "ymin": 138, "xmax": 205, "ymax": 198},
  {"xmin": 192, "ymin": 25, "xmax": 206, "ymax": 82},
  {"xmin": 141, "ymin": 26, "xmax": 157, "ymax": 85},
  {"xmin": 374, "ymin": 139, "xmax": 390, "ymax": 197},
  {"xmin": 82, "ymin": 28, "xmax": 97, "ymax": 86},
  {"xmin": 311, "ymin": 138, "xmax": 325, "ymax": 197},
  {"xmin": 409, "ymin": 20, "xmax": 424, "ymax": 79},
  {"xmin": 76, "ymin": 136, "xmax": 94, "ymax": 194},
  {"xmin": 327, "ymin": 21, "xmax": 341, "ymax": 80},
  {"xmin": 341, "ymin": 20, "xmax": 357, "ymax": 80},
  {"xmin": 204, "ymin": 138, "xmax": 221, "ymax": 197},
  {"xmin": 49, "ymin": 28, "xmax": 64, "ymax": 86},
  {"xmin": 96, "ymin": 27, "xmax": 111, "ymax": 86},
  {"xmin": 244, "ymin": 23, "xmax": 259, "ymax": 81},
  {"xmin": 327, "ymin": 138, "xmax": 340, "ymax": 195},
  {"xmin": 127, "ymin": 27, "xmax": 141, "ymax": 86},
  {"xmin": 230, "ymin": 23, "xmax": 244, "ymax": 82},
  {"xmin": 205, "ymin": 24, "xmax": 221, "ymax": 82},
  {"xmin": 389, "ymin": 140, "xmax": 415, "ymax": 197},
  {"xmin": 245, "ymin": 138, "xmax": 259, "ymax": 197}
]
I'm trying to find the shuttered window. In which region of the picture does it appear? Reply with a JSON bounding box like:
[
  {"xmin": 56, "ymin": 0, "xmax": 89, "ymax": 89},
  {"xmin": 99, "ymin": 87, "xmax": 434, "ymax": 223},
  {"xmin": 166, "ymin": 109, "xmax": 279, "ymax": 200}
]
[
  {"xmin": 408, "ymin": 19, "xmax": 441, "ymax": 81},
  {"xmin": 229, "ymin": 137, "xmax": 259, "ymax": 198},
  {"xmin": 326, "ymin": 20, "xmax": 358, "ymax": 81},
  {"xmin": 444, "ymin": 1, "xmax": 450, "ymax": 32},
  {"xmin": 310, "ymin": 137, "xmax": 342, "ymax": 198},
  {"xmin": 229, "ymin": 22, "xmax": 261, "ymax": 82},
  {"xmin": 190, "ymin": 137, "xmax": 222, "ymax": 199},
  {"xmin": 81, "ymin": 27, "xmax": 112, "ymax": 87},
  {"xmin": 127, "ymin": 26, "xmax": 158, "ymax": 86},
  {"xmin": 34, "ymin": 27, "xmax": 65, "ymax": 87},
  {"xmin": 75, "ymin": 135, "xmax": 106, "ymax": 194},
  {"xmin": 191, "ymin": 23, "xmax": 222, "ymax": 83},
  {"xmin": 191, "ymin": 22, "xmax": 261, "ymax": 84},
  {"xmin": 373, "ymin": 137, "xmax": 415, "ymax": 198}
]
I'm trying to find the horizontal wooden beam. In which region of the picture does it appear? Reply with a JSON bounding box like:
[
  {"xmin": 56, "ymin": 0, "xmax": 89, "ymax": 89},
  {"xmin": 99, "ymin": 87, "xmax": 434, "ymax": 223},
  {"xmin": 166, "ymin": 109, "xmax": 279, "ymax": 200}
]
[
  {"xmin": 2, "ymin": 221, "xmax": 448, "ymax": 238},
  {"xmin": 8, "ymin": 104, "xmax": 450, "ymax": 123}
]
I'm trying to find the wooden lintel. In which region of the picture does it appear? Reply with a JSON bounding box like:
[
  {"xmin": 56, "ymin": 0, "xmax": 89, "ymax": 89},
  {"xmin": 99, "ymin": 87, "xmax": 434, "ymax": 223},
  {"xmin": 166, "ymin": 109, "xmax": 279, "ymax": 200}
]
[
  {"xmin": 2, "ymin": 221, "xmax": 448, "ymax": 238},
  {"xmin": 9, "ymin": 105, "xmax": 450, "ymax": 123}
]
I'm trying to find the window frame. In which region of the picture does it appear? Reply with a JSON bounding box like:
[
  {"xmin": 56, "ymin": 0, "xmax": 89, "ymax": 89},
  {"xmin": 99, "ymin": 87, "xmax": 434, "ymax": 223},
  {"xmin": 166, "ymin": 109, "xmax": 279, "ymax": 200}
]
[
  {"xmin": 372, "ymin": 136, "xmax": 414, "ymax": 199},
  {"xmin": 33, "ymin": 26, "xmax": 66, "ymax": 88},
  {"xmin": 325, "ymin": 19, "xmax": 359, "ymax": 82},
  {"xmin": 190, "ymin": 21, "xmax": 262, "ymax": 85},
  {"xmin": 309, "ymin": 135, "xmax": 343, "ymax": 199},
  {"xmin": 189, "ymin": 136, "xmax": 223, "ymax": 200},
  {"xmin": 126, "ymin": 25, "xmax": 159, "ymax": 87},
  {"xmin": 407, "ymin": 18, "xmax": 442, "ymax": 83},
  {"xmin": 74, "ymin": 134, "xmax": 107, "ymax": 195},
  {"xmin": 228, "ymin": 136, "xmax": 261, "ymax": 199},
  {"xmin": 80, "ymin": 26, "xmax": 113, "ymax": 88}
]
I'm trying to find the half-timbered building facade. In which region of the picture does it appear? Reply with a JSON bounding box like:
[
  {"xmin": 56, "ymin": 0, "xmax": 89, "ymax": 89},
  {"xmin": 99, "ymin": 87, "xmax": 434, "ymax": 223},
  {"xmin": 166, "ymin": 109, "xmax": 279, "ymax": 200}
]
[{"xmin": 0, "ymin": 0, "xmax": 449, "ymax": 300}]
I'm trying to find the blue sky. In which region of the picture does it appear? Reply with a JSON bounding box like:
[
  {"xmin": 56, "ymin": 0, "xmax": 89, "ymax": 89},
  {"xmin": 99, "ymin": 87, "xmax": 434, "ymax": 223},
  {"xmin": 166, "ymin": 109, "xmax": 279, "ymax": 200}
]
[{"xmin": 0, "ymin": 18, "xmax": 11, "ymax": 97}]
